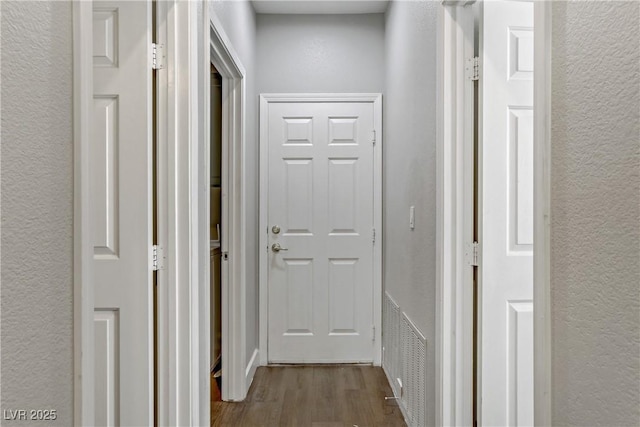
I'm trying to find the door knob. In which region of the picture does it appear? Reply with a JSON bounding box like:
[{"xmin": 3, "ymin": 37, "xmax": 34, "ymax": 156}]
[
  {"xmin": 271, "ymin": 243, "xmax": 288, "ymax": 253},
  {"xmin": 272, "ymin": 225, "xmax": 281, "ymax": 234}
]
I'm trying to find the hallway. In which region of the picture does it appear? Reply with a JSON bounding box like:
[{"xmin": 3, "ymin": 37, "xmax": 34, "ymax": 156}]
[{"xmin": 211, "ymin": 366, "xmax": 406, "ymax": 426}]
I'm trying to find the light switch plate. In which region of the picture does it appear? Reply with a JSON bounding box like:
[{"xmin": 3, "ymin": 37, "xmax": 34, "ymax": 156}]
[{"xmin": 409, "ymin": 206, "xmax": 415, "ymax": 229}]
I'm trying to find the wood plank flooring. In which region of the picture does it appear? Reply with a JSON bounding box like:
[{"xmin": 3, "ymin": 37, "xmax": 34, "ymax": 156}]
[{"xmin": 211, "ymin": 365, "xmax": 406, "ymax": 427}]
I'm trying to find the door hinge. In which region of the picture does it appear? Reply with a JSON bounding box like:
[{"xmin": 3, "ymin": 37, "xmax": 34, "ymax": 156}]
[
  {"xmin": 372, "ymin": 129, "xmax": 377, "ymax": 146},
  {"xmin": 372, "ymin": 326, "xmax": 376, "ymax": 341},
  {"xmin": 466, "ymin": 241, "xmax": 480, "ymax": 266},
  {"xmin": 151, "ymin": 245, "xmax": 164, "ymax": 271},
  {"xmin": 372, "ymin": 228, "xmax": 376, "ymax": 243},
  {"xmin": 152, "ymin": 43, "xmax": 165, "ymax": 70},
  {"xmin": 466, "ymin": 56, "xmax": 480, "ymax": 81}
]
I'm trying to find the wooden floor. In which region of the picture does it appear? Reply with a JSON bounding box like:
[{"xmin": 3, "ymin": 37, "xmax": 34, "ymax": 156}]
[{"xmin": 211, "ymin": 365, "xmax": 406, "ymax": 427}]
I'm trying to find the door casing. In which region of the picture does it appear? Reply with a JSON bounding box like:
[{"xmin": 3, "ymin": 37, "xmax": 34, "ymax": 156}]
[
  {"xmin": 205, "ymin": 15, "xmax": 252, "ymax": 403},
  {"xmin": 258, "ymin": 93, "xmax": 384, "ymax": 366}
]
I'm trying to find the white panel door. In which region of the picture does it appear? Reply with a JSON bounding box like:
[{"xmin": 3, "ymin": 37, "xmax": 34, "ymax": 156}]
[
  {"xmin": 92, "ymin": 1, "xmax": 153, "ymax": 425},
  {"xmin": 481, "ymin": 2, "xmax": 534, "ymax": 426},
  {"xmin": 267, "ymin": 100, "xmax": 376, "ymax": 363}
]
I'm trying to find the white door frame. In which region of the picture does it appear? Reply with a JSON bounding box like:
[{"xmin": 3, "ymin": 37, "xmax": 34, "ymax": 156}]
[
  {"xmin": 435, "ymin": 2, "xmax": 475, "ymax": 426},
  {"xmin": 532, "ymin": 3, "xmax": 553, "ymax": 424},
  {"xmin": 153, "ymin": 1, "xmax": 207, "ymax": 425},
  {"xmin": 156, "ymin": 3, "xmax": 249, "ymax": 425},
  {"xmin": 157, "ymin": 4, "xmax": 249, "ymax": 425},
  {"xmin": 206, "ymin": 13, "xmax": 249, "ymax": 403},
  {"xmin": 258, "ymin": 93, "xmax": 384, "ymax": 366},
  {"xmin": 436, "ymin": 1, "xmax": 552, "ymax": 426},
  {"xmin": 72, "ymin": 2, "xmax": 95, "ymax": 424}
]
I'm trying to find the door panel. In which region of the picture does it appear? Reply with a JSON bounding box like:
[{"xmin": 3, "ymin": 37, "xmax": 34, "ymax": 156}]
[
  {"xmin": 267, "ymin": 101, "xmax": 376, "ymax": 363},
  {"xmin": 92, "ymin": 1, "xmax": 153, "ymax": 425},
  {"xmin": 481, "ymin": 2, "xmax": 534, "ymax": 426}
]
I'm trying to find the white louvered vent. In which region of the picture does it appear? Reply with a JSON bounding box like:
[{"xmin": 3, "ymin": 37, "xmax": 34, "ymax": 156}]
[
  {"xmin": 401, "ymin": 312, "xmax": 427, "ymax": 427},
  {"xmin": 382, "ymin": 294, "xmax": 427, "ymax": 427},
  {"xmin": 382, "ymin": 292, "xmax": 401, "ymax": 397}
]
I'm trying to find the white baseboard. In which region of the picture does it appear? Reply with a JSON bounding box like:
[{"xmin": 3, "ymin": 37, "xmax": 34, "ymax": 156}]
[{"xmin": 245, "ymin": 348, "xmax": 259, "ymax": 393}]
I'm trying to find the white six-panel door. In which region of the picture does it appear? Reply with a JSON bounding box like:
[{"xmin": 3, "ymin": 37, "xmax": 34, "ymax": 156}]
[
  {"xmin": 265, "ymin": 98, "xmax": 380, "ymax": 363},
  {"xmin": 481, "ymin": 2, "xmax": 534, "ymax": 426},
  {"xmin": 92, "ymin": 1, "xmax": 153, "ymax": 425}
]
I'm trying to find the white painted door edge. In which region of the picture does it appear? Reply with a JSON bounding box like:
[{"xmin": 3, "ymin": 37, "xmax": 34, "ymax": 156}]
[
  {"xmin": 436, "ymin": 1, "xmax": 553, "ymax": 426},
  {"xmin": 436, "ymin": 3, "xmax": 475, "ymax": 426},
  {"xmin": 533, "ymin": 2, "xmax": 553, "ymax": 426},
  {"xmin": 258, "ymin": 93, "xmax": 383, "ymax": 367}
]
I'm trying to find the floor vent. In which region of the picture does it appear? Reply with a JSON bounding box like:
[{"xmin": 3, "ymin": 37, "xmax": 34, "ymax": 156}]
[{"xmin": 400, "ymin": 312, "xmax": 427, "ymax": 427}]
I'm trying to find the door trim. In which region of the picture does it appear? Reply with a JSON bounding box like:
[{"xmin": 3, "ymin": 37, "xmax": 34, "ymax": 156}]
[
  {"xmin": 436, "ymin": 3, "xmax": 475, "ymax": 426},
  {"xmin": 533, "ymin": 2, "xmax": 553, "ymax": 425},
  {"xmin": 157, "ymin": 5, "xmax": 248, "ymax": 425},
  {"xmin": 73, "ymin": 1, "xmax": 95, "ymax": 424},
  {"xmin": 206, "ymin": 14, "xmax": 249, "ymax": 403},
  {"xmin": 436, "ymin": 1, "xmax": 553, "ymax": 425},
  {"xmin": 155, "ymin": 1, "xmax": 207, "ymax": 425},
  {"xmin": 258, "ymin": 93, "xmax": 383, "ymax": 366}
]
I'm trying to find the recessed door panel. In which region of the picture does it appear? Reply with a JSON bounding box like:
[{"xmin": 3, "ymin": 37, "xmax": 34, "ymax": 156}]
[
  {"xmin": 92, "ymin": 96, "xmax": 119, "ymax": 258},
  {"xmin": 93, "ymin": 8, "xmax": 118, "ymax": 67},
  {"xmin": 94, "ymin": 309, "xmax": 120, "ymax": 427},
  {"xmin": 283, "ymin": 259, "xmax": 314, "ymax": 334},
  {"xmin": 284, "ymin": 159, "xmax": 313, "ymax": 235},
  {"xmin": 328, "ymin": 259, "xmax": 358, "ymax": 334},
  {"xmin": 328, "ymin": 158, "xmax": 358, "ymax": 235},
  {"xmin": 329, "ymin": 117, "xmax": 358, "ymax": 145},
  {"xmin": 284, "ymin": 117, "xmax": 313, "ymax": 145},
  {"xmin": 508, "ymin": 27, "xmax": 533, "ymax": 80},
  {"xmin": 509, "ymin": 107, "xmax": 534, "ymax": 251},
  {"xmin": 507, "ymin": 301, "xmax": 534, "ymax": 426}
]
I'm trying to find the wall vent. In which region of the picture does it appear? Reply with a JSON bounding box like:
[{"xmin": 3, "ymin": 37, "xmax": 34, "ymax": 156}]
[
  {"xmin": 401, "ymin": 312, "xmax": 427, "ymax": 427},
  {"xmin": 382, "ymin": 293, "xmax": 427, "ymax": 427},
  {"xmin": 382, "ymin": 292, "xmax": 401, "ymax": 396}
]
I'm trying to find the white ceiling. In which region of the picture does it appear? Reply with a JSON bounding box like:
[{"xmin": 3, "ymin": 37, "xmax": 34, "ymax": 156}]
[{"xmin": 251, "ymin": 0, "xmax": 390, "ymax": 15}]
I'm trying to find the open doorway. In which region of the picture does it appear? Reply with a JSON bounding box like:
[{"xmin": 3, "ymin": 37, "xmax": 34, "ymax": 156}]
[
  {"xmin": 209, "ymin": 64, "xmax": 223, "ymax": 402},
  {"xmin": 204, "ymin": 17, "xmax": 250, "ymax": 406}
]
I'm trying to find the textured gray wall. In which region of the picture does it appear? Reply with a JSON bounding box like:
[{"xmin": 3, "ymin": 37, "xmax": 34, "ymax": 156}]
[
  {"xmin": 1, "ymin": 1, "xmax": 74, "ymax": 425},
  {"xmin": 384, "ymin": 1, "xmax": 438, "ymax": 425},
  {"xmin": 256, "ymin": 14, "xmax": 385, "ymax": 93},
  {"xmin": 209, "ymin": 0, "xmax": 259, "ymax": 367},
  {"xmin": 550, "ymin": 2, "xmax": 640, "ymax": 425}
]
